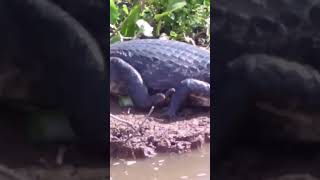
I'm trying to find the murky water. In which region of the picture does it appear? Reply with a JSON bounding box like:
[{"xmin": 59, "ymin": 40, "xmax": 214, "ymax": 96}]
[{"xmin": 110, "ymin": 144, "xmax": 210, "ymax": 180}]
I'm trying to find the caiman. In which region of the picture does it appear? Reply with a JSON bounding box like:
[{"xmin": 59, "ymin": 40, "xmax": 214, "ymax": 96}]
[
  {"xmin": 213, "ymin": 0, "xmax": 320, "ymax": 164},
  {"xmin": 110, "ymin": 39, "xmax": 210, "ymax": 119},
  {"xmin": 0, "ymin": 0, "xmax": 106, "ymax": 152}
]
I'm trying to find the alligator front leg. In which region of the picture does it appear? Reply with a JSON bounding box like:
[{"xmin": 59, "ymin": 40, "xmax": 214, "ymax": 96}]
[
  {"xmin": 110, "ymin": 57, "xmax": 166, "ymax": 109},
  {"xmin": 163, "ymin": 78, "xmax": 210, "ymax": 119}
]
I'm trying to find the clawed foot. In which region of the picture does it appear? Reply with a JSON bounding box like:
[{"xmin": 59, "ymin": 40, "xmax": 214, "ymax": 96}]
[
  {"xmin": 165, "ymin": 88, "xmax": 176, "ymax": 98},
  {"xmin": 151, "ymin": 88, "xmax": 176, "ymax": 106},
  {"xmin": 151, "ymin": 89, "xmax": 176, "ymax": 107}
]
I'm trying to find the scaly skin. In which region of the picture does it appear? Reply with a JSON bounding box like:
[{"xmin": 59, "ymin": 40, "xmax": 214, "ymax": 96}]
[
  {"xmin": 213, "ymin": 0, "xmax": 320, "ymax": 166},
  {"xmin": 52, "ymin": 0, "xmax": 107, "ymax": 56},
  {"xmin": 110, "ymin": 39, "xmax": 210, "ymax": 119},
  {"xmin": 0, "ymin": 0, "xmax": 107, "ymax": 153},
  {"xmin": 214, "ymin": 0, "xmax": 320, "ymax": 65}
]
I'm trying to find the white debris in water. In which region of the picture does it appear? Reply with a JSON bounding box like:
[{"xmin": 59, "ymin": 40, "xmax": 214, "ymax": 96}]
[
  {"xmin": 112, "ymin": 162, "xmax": 120, "ymax": 166},
  {"xmin": 124, "ymin": 170, "xmax": 129, "ymax": 175},
  {"xmin": 153, "ymin": 167, "xmax": 159, "ymax": 171},
  {"xmin": 196, "ymin": 173, "xmax": 207, "ymax": 177},
  {"xmin": 126, "ymin": 161, "xmax": 136, "ymax": 166},
  {"xmin": 158, "ymin": 159, "xmax": 165, "ymax": 163},
  {"xmin": 158, "ymin": 163, "xmax": 163, "ymax": 166},
  {"xmin": 180, "ymin": 176, "xmax": 189, "ymax": 179},
  {"xmin": 200, "ymin": 155, "xmax": 205, "ymax": 158},
  {"xmin": 152, "ymin": 162, "xmax": 156, "ymax": 165}
]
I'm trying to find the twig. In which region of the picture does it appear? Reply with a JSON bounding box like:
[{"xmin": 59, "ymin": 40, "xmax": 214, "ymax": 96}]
[
  {"xmin": 111, "ymin": 106, "xmax": 156, "ymax": 144},
  {"xmin": 146, "ymin": 106, "xmax": 155, "ymax": 117},
  {"xmin": 110, "ymin": 114, "xmax": 137, "ymax": 132},
  {"xmin": 56, "ymin": 146, "xmax": 67, "ymax": 166},
  {"xmin": 183, "ymin": 33, "xmax": 196, "ymax": 46},
  {"xmin": 139, "ymin": 106, "xmax": 155, "ymax": 127},
  {"xmin": 110, "ymin": 21, "xmax": 125, "ymax": 37}
]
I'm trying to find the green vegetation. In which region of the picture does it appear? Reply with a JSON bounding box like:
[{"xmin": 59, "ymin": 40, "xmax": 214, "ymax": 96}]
[{"xmin": 110, "ymin": 0, "xmax": 210, "ymax": 47}]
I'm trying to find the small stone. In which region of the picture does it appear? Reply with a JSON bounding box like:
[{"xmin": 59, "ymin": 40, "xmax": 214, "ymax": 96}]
[
  {"xmin": 126, "ymin": 161, "xmax": 136, "ymax": 166},
  {"xmin": 112, "ymin": 162, "xmax": 120, "ymax": 166},
  {"xmin": 180, "ymin": 176, "xmax": 189, "ymax": 179},
  {"xmin": 124, "ymin": 170, "xmax": 128, "ymax": 175},
  {"xmin": 196, "ymin": 173, "xmax": 207, "ymax": 177}
]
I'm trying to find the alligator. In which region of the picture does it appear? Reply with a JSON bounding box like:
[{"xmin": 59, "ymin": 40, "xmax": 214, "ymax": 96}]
[
  {"xmin": 213, "ymin": 0, "xmax": 320, "ymax": 165},
  {"xmin": 0, "ymin": 0, "xmax": 106, "ymax": 152},
  {"xmin": 110, "ymin": 39, "xmax": 210, "ymax": 119},
  {"xmin": 214, "ymin": 0, "xmax": 320, "ymax": 65},
  {"xmin": 52, "ymin": 0, "xmax": 107, "ymax": 57}
]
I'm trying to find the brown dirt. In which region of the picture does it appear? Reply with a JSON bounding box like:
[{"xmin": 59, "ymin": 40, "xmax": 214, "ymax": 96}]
[
  {"xmin": 110, "ymin": 97, "xmax": 210, "ymax": 159},
  {"xmin": 0, "ymin": 107, "xmax": 107, "ymax": 180}
]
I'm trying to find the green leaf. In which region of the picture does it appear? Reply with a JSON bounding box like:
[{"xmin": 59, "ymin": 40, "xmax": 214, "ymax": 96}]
[
  {"xmin": 154, "ymin": 11, "xmax": 171, "ymax": 21},
  {"xmin": 154, "ymin": 0, "xmax": 186, "ymax": 21},
  {"xmin": 110, "ymin": 0, "xmax": 119, "ymax": 24},
  {"xmin": 204, "ymin": 0, "xmax": 210, "ymax": 6},
  {"xmin": 170, "ymin": 31, "xmax": 177, "ymax": 37},
  {"xmin": 122, "ymin": 4, "xmax": 129, "ymax": 15},
  {"xmin": 110, "ymin": 32, "xmax": 122, "ymax": 44},
  {"xmin": 120, "ymin": 4, "xmax": 141, "ymax": 37},
  {"xmin": 118, "ymin": 96, "xmax": 134, "ymax": 107},
  {"xmin": 155, "ymin": 20, "xmax": 163, "ymax": 36},
  {"xmin": 166, "ymin": 0, "xmax": 187, "ymax": 12}
]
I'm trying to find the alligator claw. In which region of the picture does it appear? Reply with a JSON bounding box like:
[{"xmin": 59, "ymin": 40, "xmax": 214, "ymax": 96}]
[{"xmin": 165, "ymin": 88, "xmax": 176, "ymax": 98}]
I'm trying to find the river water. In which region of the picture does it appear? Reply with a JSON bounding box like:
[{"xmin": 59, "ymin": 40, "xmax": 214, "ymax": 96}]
[{"xmin": 110, "ymin": 144, "xmax": 210, "ymax": 180}]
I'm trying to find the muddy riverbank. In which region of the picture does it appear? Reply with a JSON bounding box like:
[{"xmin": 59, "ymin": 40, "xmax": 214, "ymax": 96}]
[{"xmin": 110, "ymin": 97, "xmax": 211, "ymax": 159}]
